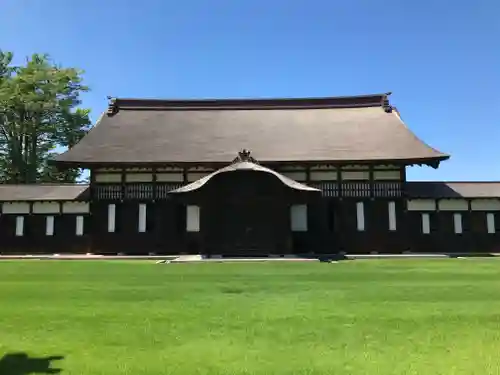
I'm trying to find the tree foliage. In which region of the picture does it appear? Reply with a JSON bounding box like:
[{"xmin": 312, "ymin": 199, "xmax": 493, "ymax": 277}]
[{"xmin": 0, "ymin": 50, "xmax": 91, "ymax": 184}]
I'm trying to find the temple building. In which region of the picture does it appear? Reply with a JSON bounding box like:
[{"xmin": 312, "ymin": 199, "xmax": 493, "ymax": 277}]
[{"xmin": 0, "ymin": 93, "xmax": 499, "ymax": 255}]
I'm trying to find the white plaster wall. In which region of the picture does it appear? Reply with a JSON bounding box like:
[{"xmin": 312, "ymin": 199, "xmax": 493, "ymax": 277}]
[
  {"xmin": 76, "ymin": 216, "xmax": 84, "ymax": 236},
  {"xmin": 94, "ymin": 173, "xmax": 122, "ymax": 183},
  {"xmin": 107, "ymin": 204, "xmax": 116, "ymax": 233},
  {"xmin": 342, "ymin": 171, "xmax": 370, "ymax": 180},
  {"xmin": 310, "ymin": 171, "xmax": 337, "ymax": 181},
  {"xmin": 138, "ymin": 204, "xmax": 147, "ymax": 233},
  {"xmin": 407, "ymin": 200, "xmax": 436, "ymax": 211},
  {"xmin": 3, "ymin": 202, "xmax": 30, "ymax": 214},
  {"xmin": 421, "ymin": 213, "xmax": 431, "ymax": 234},
  {"xmin": 156, "ymin": 173, "xmax": 184, "ymax": 182},
  {"xmin": 46, "ymin": 216, "xmax": 55, "ymax": 236},
  {"xmin": 186, "ymin": 206, "xmax": 200, "ymax": 232},
  {"xmin": 438, "ymin": 200, "xmax": 468, "ymax": 211},
  {"xmin": 15, "ymin": 216, "xmax": 24, "ymax": 236},
  {"xmin": 125, "ymin": 173, "xmax": 153, "ymax": 182},
  {"xmin": 487, "ymin": 213, "xmax": 496, "ymax": 233},
  {"xmin": 290, "ymin": 205, "xmax": 308, "ymax": 231},
  {"xmin": 388, "ymin": 201, "xmax": 397, "ymax": 231},
  {"xmin": 62, "ymin": 202, "xmax": 90, "ymax": 214},
  {"xmin": 453, "ymin": 213, "xmax": 463, "ymax": 233},
  {"xmin": 471, "ymin": 199, "xmax": 500, "ymax": 211},
  {"xmin": 356, "ymin": 202, "xmax": 365, "ymax": 231},
  {"xmin": 33, "ymin": 202, "xmax": 60, "ymax": 214},
  {"xmin": 374, "ymin": 170, "xmax": 401, "ymax": 180}
]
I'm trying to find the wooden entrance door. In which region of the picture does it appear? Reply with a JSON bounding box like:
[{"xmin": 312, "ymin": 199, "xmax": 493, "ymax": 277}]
[
  {"xmin": 204, "ymin": 195, "xmax": 286, "ymax": 256},
  {"xmin": 198, "ymin": 171, "xmax": 295, "ymax": 256}
]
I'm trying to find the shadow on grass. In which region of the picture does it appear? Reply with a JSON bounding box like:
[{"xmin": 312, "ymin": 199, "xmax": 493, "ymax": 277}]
[
  {"xmin": 0, "ymin": 352, "xmax": 64, "ymax": 374},
  {"xmin": 447, "ymin": 253, "xmax": 495, "ymax": 258}
]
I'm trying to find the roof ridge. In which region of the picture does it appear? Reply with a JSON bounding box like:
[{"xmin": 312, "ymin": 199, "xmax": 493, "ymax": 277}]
[{"xmin": 106, "ymin": 93, "xmax": 392, "ymax": 115}]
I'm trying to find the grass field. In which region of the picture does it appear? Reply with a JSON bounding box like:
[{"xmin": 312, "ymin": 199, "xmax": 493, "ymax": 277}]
[{"xmin": 1, "ymin": 260, "xmax": 500, "ymax": 375}]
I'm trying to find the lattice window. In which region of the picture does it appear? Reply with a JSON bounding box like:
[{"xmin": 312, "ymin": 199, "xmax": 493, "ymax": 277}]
[
  {"xmin": 310, "ymin": 182, "xmax": 339, "ymax": 197},
  {"xmin": 156, "ymin": 183, "xmax": 185, "ymax": 199},
  {"xmin": 93, "ymin": 184, "xmax": 122, "ymax": 200},
  {"xmin": 125, "ymin": 184, "xmax": 153, "ymax": 200},
  {"xmin": 342, "ymin": 182, "xmax": 371, "ymax": 198},
  {"xmin": 373, "ymin": 182, "xmax": 402, "ymax": 197}
]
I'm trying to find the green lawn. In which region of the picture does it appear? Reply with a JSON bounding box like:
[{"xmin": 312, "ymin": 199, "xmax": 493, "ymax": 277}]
[{"xmin": 1, "ymin": 260, "xmax": 500, "ymax": 375}]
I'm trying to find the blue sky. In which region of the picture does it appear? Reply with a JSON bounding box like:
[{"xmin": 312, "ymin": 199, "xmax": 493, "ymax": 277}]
[{"xmin": 1, "ymin": 0, "xmax": 499, "ymax": 181}]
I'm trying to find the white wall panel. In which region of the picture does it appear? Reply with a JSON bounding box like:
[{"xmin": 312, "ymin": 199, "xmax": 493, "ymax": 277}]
[
  {"xmin": 356, "ymin": 202, "xmax": 365, "ymax": 231},
  {"xmin": 62, "ymin": 202, "xmax": 89, "ymax": 214},
  {"xmin": 374, "ymin": 170, "xmax": 401, "ymax": 180},
  {"xmin": 15, "ymin": 216, "xmax": 24, "ymax": 236},
  {"xmin": 3, "ymin": 202, "xmax": 30, "ymax": 214},
  {"xmin": 76, "ymin": 216, "xmax": 84, "ymax": 236},
  {"xmin": 94, "ymin": 173, "xmax": 122, "ymax": 183},
  {"xmin": 46, "ymin": 216, "xmax": 54, "ymax": 236},
  {"xmin": 125, "ymin": 173, "xmax": 153, "ymax": 182},
  {"xmin": 33, "ymin": 202, "xmax": 60, "ymax": 214},
  {"xmin": 310, "ymin": 171, "xmax": 337, "ymax": 181},
  {"xmin": 156, "ymin": 173, "xmax": 184, "ymax": 182},
  {"xmin": 342, "ymin": 171, "xmax": 370, "ymax": 180},
  {"xmin": 407, "ymin": 200, "xmax": 436, "ymax": 211},
  {"xmin": 138, "ymin": 204, "xmax": 147, "ymax": 233},
  {"xmin": 453, "ymin": 213, "xmax": 463, "ymax": 234},
  {"xmin": 186, "ymin": 205, "xmax": 200, "ymax": 232},
  {"xmin": 388, "ymin": 201, "xmax": 397, "ymax": 231},
  {"xmin": 421, "ymin": 213, "xmax": 430, "ymax": 234},
  {"xmin": 487, "ymin": 213, "xmax": 496, "ymax": 234},
  {"xmin": 471, "ymin": 199, "xmax": 500, "ymax": 211},
  {"xmin": 290, "ymin": 205, "xmax": 308, "ymax": 232},
  {"xmin": 107, "ymin": 204, "xmax": 116, "ymax": 233},
  {"xmin": 439, "ymin": 200, "xmax": 468, "ymax": 211}
]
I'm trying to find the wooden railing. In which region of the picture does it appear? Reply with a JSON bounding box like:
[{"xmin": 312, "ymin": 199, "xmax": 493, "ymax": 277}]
[
  {"xmin": 92, "ymin": 181, "xmax": 403, "ymax": 200},
  {"xmin": 93, "ymin": 183, "xmax": 183, "ymax": 200}
]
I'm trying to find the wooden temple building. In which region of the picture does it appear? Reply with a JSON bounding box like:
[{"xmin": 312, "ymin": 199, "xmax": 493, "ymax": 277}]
[{"xmin": 1, "ymin": 93, "xmax": 499, "ymax": 255}]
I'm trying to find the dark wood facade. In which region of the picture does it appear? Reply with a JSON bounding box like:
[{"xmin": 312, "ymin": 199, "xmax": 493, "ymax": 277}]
[
  {"xmin": 1, "ymin": 164, "xmax": 499, "ymax": 255},
  {"xmin": 0, "ymin": 94, "xmax": 498, "ymax": 255}
]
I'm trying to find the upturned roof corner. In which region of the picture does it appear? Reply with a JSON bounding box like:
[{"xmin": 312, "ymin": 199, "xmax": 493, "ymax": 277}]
[{"xmin": 107, "ymin": 96, "xmax": 118, "ymax": 116}]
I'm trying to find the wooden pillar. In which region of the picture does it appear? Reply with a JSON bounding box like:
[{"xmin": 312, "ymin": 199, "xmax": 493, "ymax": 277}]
[
  {"xmin": 90, "ymin": 169, "xmax": 96, "ymax": 200},
  {"xmin": 120, "ymin": 168, "xmax": 126, "ymax": 200},
  {"xmin": 337, "ymin": 166, "xmax": 342, "ymax": 198},
  {"xmin": 369, "ymin": 166, "xmax": 374, "ymax": 198},
  {"xmin": 152, "ymin": 167, "xmax": 157, "ymax": 201},
  {"xmin": 400, "ymin": 165, "xmax": 407, "ymax": 198}
]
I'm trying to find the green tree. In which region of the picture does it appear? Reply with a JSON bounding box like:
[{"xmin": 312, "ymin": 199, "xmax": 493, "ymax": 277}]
[{"xmin": 0, "ymin": 50, "xmax": 91, "ymax": 184}]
